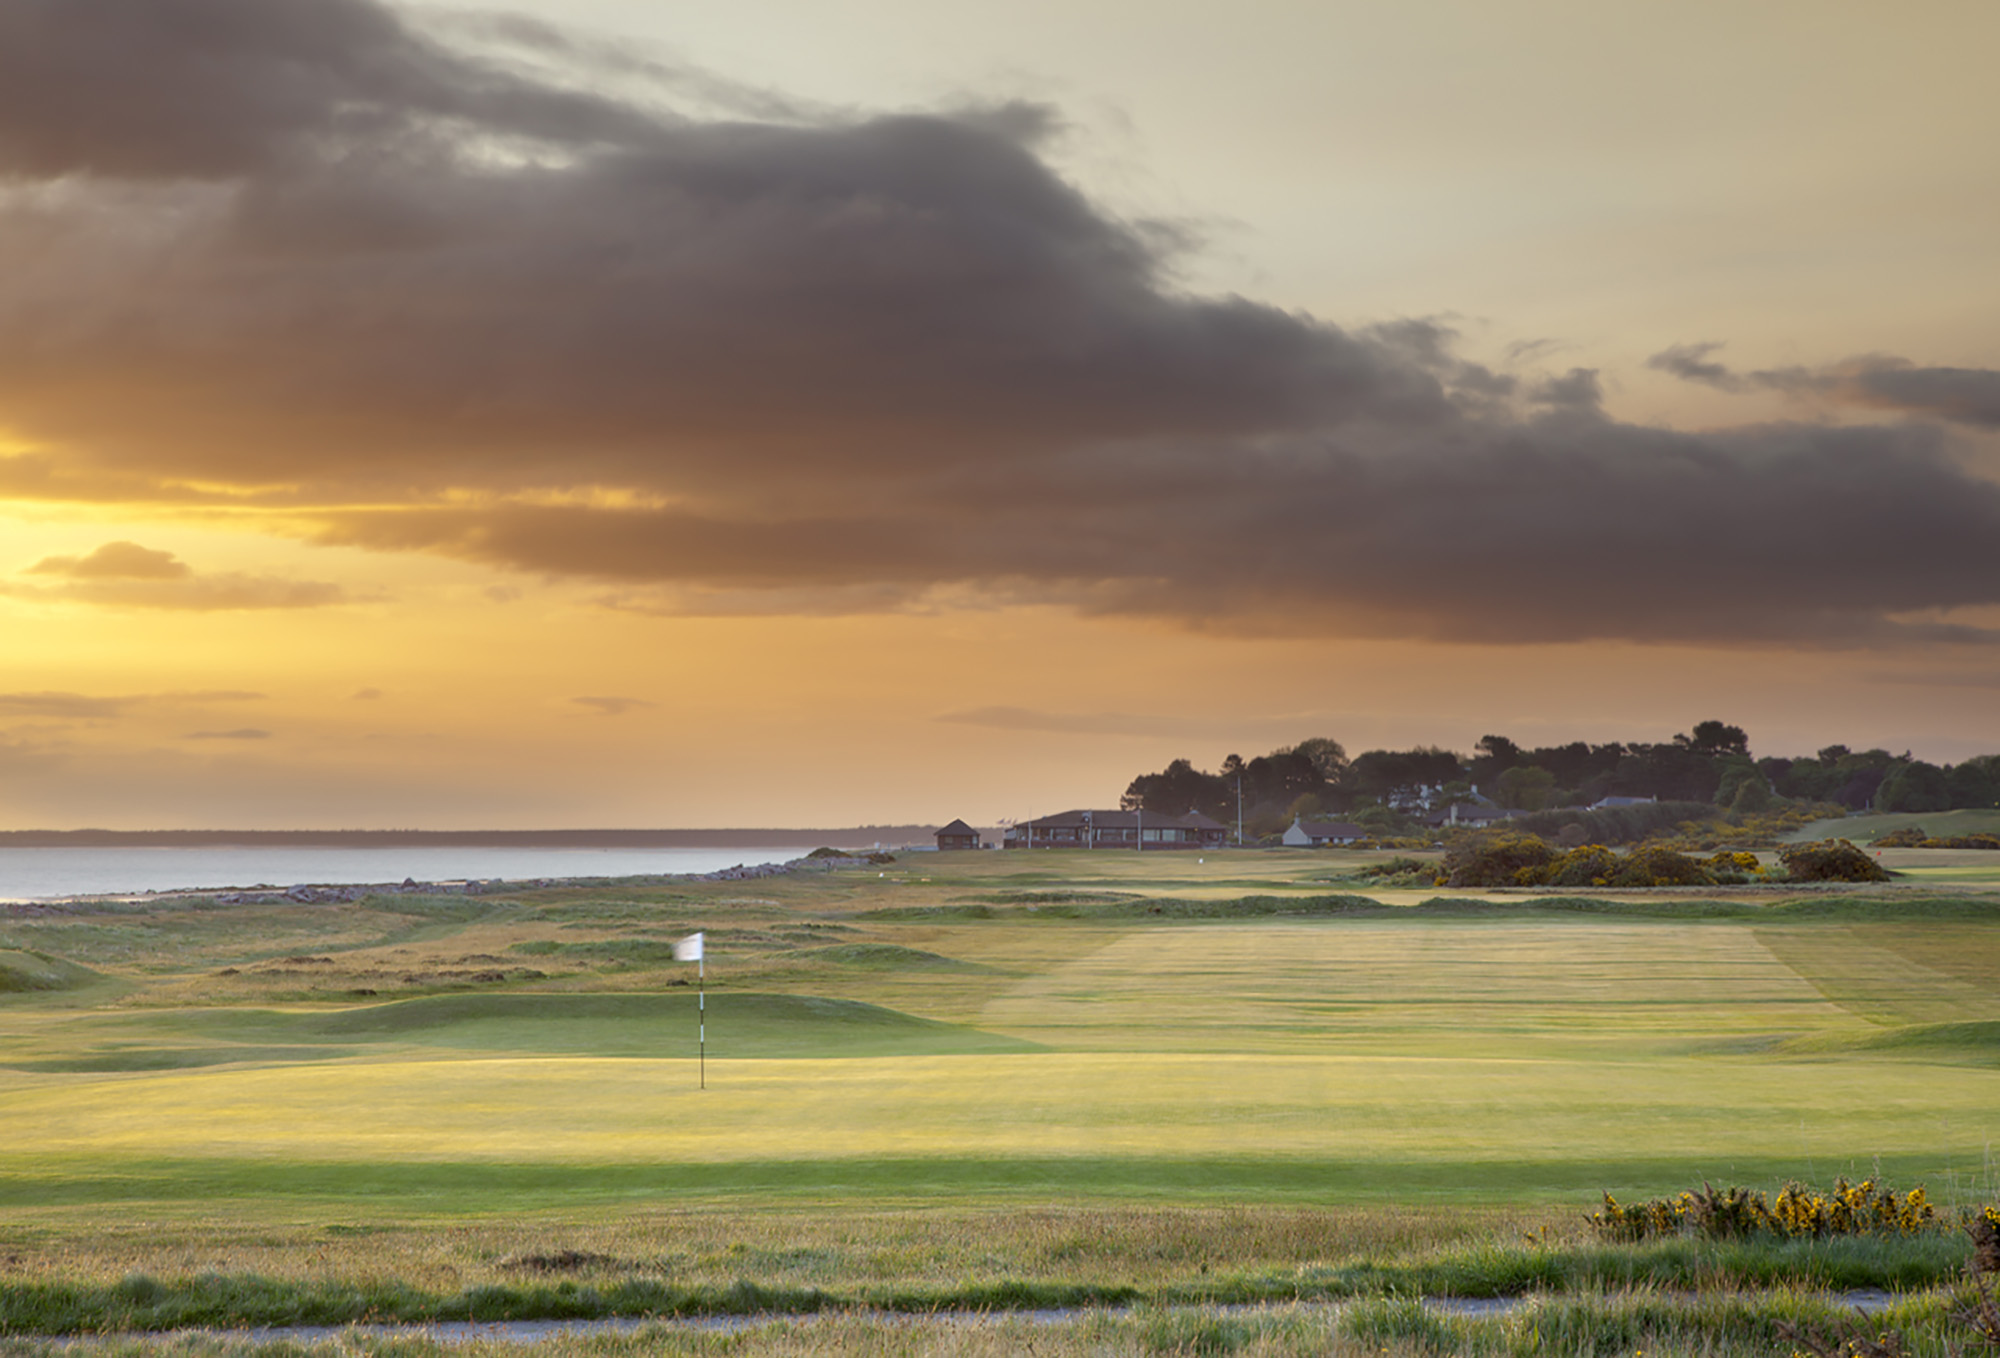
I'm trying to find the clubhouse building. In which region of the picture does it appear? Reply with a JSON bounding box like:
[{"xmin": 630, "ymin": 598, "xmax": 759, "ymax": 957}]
[{"xmin": 1002, "ymin": 809, "xmax": 1228, "ymax": 851}]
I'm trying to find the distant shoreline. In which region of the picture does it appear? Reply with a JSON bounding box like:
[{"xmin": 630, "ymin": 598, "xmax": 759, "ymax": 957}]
[{"xmin": 0, "ymin": 827, "xmax": 939, "ymax": 849}]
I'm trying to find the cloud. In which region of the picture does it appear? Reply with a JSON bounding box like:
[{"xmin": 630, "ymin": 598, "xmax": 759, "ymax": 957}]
[
  {"xmin": 1650, "ymin": 346, "xmax": 2000, "ymax": 429},
  {"xmin": 0, "ymin": 691, "xmax": 131, "ymax": 720},
  {"xmin": 8, "ymin": 542, "xmax": 351, "ymax": 610},
  {"xmin": 351, "ymin": 687, "xmax": 384, "ymax": 700},
  {"xmin": 26, "ymin": 541, "xmax": 190, "ymax": 579},
  {"xmin": 1646, "ymin": 342, "xmax": 1747, "ymax": 392},
  {"xmin": 0, "ymin": 690, "xmax": 265, "ymax": 720},
  {"xmin": 183, "ymin": 728, "xmax": 273, "ymax": 740},
  {"xmin": 571, "ymin": 695, "xmax": 655, "ymax": 716},
  {"xmin": 0, "ymin": 0, "xmax": 1998, "ymax": 650},
  {"xmin": 939, "ymin": 706, "xmax": 1246, "ymax": 738},
  {"xmin": 1819, "ymin": 359, "xmax": 2000, "ymax": 429}
]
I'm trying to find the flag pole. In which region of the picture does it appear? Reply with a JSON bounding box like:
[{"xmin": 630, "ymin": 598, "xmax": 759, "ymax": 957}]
[{"xmin": 674, "ymin": 931, "xmax": 706, "ymax": 1089}]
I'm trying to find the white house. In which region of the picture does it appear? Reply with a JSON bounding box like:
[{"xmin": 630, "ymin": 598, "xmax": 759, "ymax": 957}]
[{"xmin": 1282, "ymin": 817, "xmax": 1368, "ymax": 846}]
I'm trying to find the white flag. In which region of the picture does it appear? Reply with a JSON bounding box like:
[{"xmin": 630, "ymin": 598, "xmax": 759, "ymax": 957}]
[{"xmin": 673, "ymin": 932, "xmax": 704, "ymax": 962}]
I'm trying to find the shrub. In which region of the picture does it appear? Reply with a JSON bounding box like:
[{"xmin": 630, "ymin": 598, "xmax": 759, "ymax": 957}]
[
  {"xmin": 1443, "ymin": 832, "xmax": 1554, "ymax": 887},
  {"xmin": 1779, "ymin": 839, "xmax": 1891, "ymax": 883},
  {"xmin": 1543, "ymin": 845, "xmax": 1621, "ymax": 887},
  {"xmin": 1611, "ymin": 845, "xmax": 1715, "ymax": 887},
  {"xmin": 1875, "ymin": 828, "xmax": 2000, "ymax": 850},
  {"xmin": 1588, "ymin": 1179, "xmax": 1936, "ymax": 1242},
  {"xmin": 1357, "ymin": 855, "xmax": 1430, "ymax": 878}
]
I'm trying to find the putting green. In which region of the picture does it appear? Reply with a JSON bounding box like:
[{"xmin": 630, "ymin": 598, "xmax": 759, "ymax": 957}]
[{"xmin": 1, "ymin": 1048, "xmax": 1992, "ymax": 1168}]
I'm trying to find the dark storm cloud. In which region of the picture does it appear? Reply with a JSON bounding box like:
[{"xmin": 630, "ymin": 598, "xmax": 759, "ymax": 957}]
[
  {"xmin": 4, "ymin": 0, "xmax": 2000, "ymax": 648},
  {"xmin": 0, "ymin": 0, "xmax": 661, "ymax": 179}
]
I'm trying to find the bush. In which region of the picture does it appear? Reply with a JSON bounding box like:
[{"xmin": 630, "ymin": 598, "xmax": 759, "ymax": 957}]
[
  {"xmin": 1588, "ymin": 1179, "xmax": 1936, "ymax": 1242},
  {"xmin": 1778, "ymin": 839, "xmax": 1891, "ymax": 883},
  {"xmin": 1612, "ymin": 845, "xmax": 1715, "ymax": 887},
  {"xmin": 1874, "ymin": 827, "xmax": 2000, "ymax": 850},
  {"xmin": 1356, "ymin": 855, "xmax": 1430, "ymax": 878},
  {"xmin": 1445, "ymin": 836, "xmax": 1729, "ymax": 888},
  {"xmin": 1543, "ymin": 845, "xmax": 1621, "ymax": 887},
  {"xmin": 1443, "ymin": 832, "xmax": 1554, "ymax": 886}
]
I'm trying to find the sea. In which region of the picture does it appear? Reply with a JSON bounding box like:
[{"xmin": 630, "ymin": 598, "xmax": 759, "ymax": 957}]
[{"xmin": 0, "ymin": 845, "xmax": 826, "ymax": 902}]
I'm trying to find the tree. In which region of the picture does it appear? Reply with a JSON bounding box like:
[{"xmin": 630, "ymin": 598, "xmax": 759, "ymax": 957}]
[
  {"xmin": 1347, "ymin": 747, "xmax": 1466, "ymax": 803},
  {"xmin": 1283, "ymin": 737, "xmax": 1349, "ymax": 782},
  {"xmin": 1874, "ymin": 761, "xmax": 1952, "ymax": 814},
  {"xmin": 1712, "ymin": 757, "xmax": 1762, "ymax": 807},
  {"xmin": 1680, "ymin": 721, "xmax": 1750, "ymax": 758},
  {"xmin": 1122, "ymin": 757, "xmax": 1228, "ymax": 818},
  {"xmin": 1946, "ymin": 755, "xmax": 2000, "ymax": 808},
  {"xmin": 1729, "ymin": 775, "xmax": 1773, "ymax": 814},
  {"xmin": 1469, "ymin": 735, "xmax": 1522, "ymax": 785},
  {"xmin": 1494, "ymin": 765, "xmax": 1556, "ymax": 811}
]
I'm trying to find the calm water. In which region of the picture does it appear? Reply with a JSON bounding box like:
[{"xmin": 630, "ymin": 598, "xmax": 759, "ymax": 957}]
[{"xmin": 0, "ymin": 845, "xmax": 824, "ymax": 901}]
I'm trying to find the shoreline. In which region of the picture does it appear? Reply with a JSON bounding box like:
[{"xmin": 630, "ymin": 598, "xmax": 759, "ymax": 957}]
[{"xmin": 0, "ymin": 851, "xmax": 902, "ymax": 910}]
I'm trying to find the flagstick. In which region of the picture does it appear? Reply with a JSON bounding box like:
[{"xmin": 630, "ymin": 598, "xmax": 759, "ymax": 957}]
[{"xmin": 698, "ymin": 951, "xmax": 705, "ymax": 1091}]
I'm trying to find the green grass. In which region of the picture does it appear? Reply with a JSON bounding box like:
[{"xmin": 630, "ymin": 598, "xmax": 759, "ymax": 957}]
[
  {"xmin": 0, "ymin": 949, "xmax": 99, "ymax": 993},
  {"xmin": 780, "ymin": 943, "xmax": 994, "ymax": 971},
  {"xmin": 0, "ymin": 991, "xmax": 1038, "ymax": 1065},
  {"xmin": 3, "ymin": 850, "xmax": 2000, "ymax": 1344},
  {"xmin": 1788, "ymin": 808, "xmax": 2000, "ymax": 844}
]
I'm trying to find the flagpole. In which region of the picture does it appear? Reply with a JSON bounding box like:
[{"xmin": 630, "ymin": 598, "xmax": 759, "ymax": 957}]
[{"xmin": 675, "ymin": 931, "xmax": 707, "ymax": 1089}]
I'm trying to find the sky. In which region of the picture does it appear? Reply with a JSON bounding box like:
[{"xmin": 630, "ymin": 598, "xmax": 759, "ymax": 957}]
[{"xmin": 2, "ymin": 0, "xmax": 1999, "ymax": 829}]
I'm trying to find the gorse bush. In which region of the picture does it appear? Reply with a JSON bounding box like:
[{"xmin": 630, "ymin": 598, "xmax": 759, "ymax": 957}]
[
  {"xmin": 1874, "ymin": 826, "xmax": 2000, "ymax": 850},
  {"xmin": 1779, "ymin": 839, "xmax": 1892, "ymax": 883},
  {"xmin": 1588, "ymin": 1180, "xmax": 1936, "ymax": 1243},
  {"xmin": 1445, "ymin": 834, "xmax": 1761, "ymax": 887},
  {"xmin": 1356, "ymin": 856, "xmax": 1431, "ymax": 878}
]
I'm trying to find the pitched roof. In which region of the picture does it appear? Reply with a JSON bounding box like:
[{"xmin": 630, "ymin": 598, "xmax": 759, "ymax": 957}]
[
  {"xmin": 1296, "ymin": 819, "xmax": 1367, "ymax": 838},
  {"xmin": 936, "ymin": 819, "xmax": 977, "ymax": 836},
  {"xmin": 1020, "ymin": 809, "xmax": 1221, "ymax": 831}
]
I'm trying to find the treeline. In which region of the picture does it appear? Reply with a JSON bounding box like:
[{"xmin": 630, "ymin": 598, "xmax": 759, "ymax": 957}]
[{"xmin": 1121, "ymin": 721, "xmax": 2000, "ymax": 842}]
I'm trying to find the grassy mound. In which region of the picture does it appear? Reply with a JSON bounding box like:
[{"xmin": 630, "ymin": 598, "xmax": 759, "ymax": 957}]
[
  {"xmin": 0, "ymin": 949, "xmax": 99, "ymax": 993},
  {"xmin": 786, "ymin": 943, "xmax": 992, "ymax": 971},
  {"xmin": 89, "ymin": 991, "xmax": 1041, "ymax": 1060},
  {"xmin": 1783, "ymin": 1019, "xmax": 2000, "ymax": 1064}
]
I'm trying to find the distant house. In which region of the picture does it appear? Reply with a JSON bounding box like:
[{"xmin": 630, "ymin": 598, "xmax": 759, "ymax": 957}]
[
  {"xmin": 1589, "ymin": 795, "xmax": 1659, "ymax": 810},
  {"xmin": 935, "ymin": 819, "xmax": 981, "ymax": 851},
  {"xmin": 1003, "ymin": 809, "xmax": 1227, "ymax": 851},
  {"xmin": 1282, "ymin": 817, "xmax": 1367, "ymax": 847},
  {"xmin": 1424, "ymin": 802, "xmax": 1533, "ymax": 829}
]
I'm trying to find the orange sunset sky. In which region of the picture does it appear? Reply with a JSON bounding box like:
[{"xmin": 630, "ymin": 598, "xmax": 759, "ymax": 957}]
[{"xmin": 3, "ymin": 0, "xmax": 1998, "ymax": 829}]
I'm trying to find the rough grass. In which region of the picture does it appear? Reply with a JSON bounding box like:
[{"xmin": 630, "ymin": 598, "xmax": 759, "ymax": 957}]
[
  {"xmin": 779, "ymin": 944, "xmax": 993, "ymax": 972},
  {"xmin": 1788, "ymin": 808, "xmax": 2000, "ymax": 844},
  {"xmin": 0, "ymin": 1205, "xmax": 1979, "ymax": 1335},
  {"xmin": 0, "ymin": 949, "xmax": 98, "ymax": 993}
]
